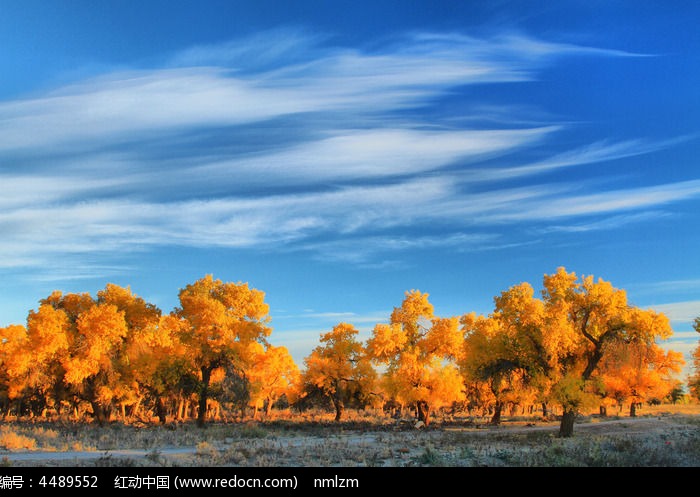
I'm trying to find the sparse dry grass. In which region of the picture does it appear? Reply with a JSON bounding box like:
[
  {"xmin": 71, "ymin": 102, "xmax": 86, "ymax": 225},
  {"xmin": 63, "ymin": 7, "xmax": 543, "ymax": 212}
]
[{"xmin": 1, "ymin": 403, "xmax": 698, "ymax": 467}]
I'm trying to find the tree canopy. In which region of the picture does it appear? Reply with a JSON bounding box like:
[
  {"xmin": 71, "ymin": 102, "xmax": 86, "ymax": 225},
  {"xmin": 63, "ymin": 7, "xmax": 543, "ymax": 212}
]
[{"xmin": 0, "ymin": 268, "xmax": 686, "ymax": 433}]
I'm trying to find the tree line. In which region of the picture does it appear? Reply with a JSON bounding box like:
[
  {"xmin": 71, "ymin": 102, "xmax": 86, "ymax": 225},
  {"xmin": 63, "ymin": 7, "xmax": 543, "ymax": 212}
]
[{"xmin": 0, "ymin": 267, "xmax": 694, "ymax": 437}]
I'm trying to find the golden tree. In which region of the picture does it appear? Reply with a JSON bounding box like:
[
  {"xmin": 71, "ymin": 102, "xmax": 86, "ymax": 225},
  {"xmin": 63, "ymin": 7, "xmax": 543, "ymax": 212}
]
[
  {"xmin": 175, "ymin": 275, "xmax": 271, "ymax": 427},
  {"xmin": 461, "ymin": 283, "xmax": 550, "ymax": 424},
  {"xmin": 367, "ymin": 291, "xmax": 464, "ymax": 426},
  {"xmin": 303, "ymin": 322, "xmax": 376, "ymax": 421},
  {"xmin": 247, "ymin": 343, "xmax": 300, "ymax": 419},
  {"xmin": 0, "ymin": 324, "xmax": 30, "ymax": 415},
  {"xmin": 127, "ymin": 313, "xmax": 195, "ymax": 423},
  {"xmin": 18, "ymin": 286, "xmax": 171, "ymax": 423},
  {"xmin": 22, "ymin": 304, "xmax": 71, "ymax": 414},
  {"xmin": 541, "ymin": 267, "xmax": 674, "ymax": 437},
  {"xmin": 597, "ymin": 341, "xmax": 684, "ymax": 416},
  {"xmin": 462, "ymin": 313, "xmax": 531, "ymax": 424},
  {"xmin": 96, "ymin": 283, "xmax": 163, "ymax": 419},
  {"xmin": 34, "ymin": 290, "xmax": 134, "ymax": 424},
  {"xmin": 62, "ymin": 302, "xmax": 129, "ymax": 425}
]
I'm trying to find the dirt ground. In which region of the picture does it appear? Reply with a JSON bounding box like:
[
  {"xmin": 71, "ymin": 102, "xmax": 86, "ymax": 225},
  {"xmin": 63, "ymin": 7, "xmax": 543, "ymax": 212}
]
[{"xmin": 2, "ymin": 405, "xmax": 699, "ymax": 467}]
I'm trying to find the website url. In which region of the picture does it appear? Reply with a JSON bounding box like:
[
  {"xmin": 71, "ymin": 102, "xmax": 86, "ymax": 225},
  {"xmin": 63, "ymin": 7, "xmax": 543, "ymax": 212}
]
[{"xmin": 174, "ymin": 475, "xmax": 297, "ymax": 489}]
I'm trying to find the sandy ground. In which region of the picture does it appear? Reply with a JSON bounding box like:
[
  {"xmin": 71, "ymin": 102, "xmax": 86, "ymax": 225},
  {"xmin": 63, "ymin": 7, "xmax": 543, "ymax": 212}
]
[{"xmin": 2, "ymin": 412, "xmax": 698, "ymax": 467}]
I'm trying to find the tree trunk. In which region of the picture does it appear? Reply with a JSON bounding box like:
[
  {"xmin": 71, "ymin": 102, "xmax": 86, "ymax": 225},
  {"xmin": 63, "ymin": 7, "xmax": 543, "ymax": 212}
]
[
  {"xmin": 629, "ymin": 402, "xmax": 637, "ymax": 417},
  {"xmin": 559, "ymin": 408, "xmax": 576, "ymax": 437},
  {"xmin": 416, "ymin": 401, "xmax": 431, "ymax": 426},
  {"xmin": 197, "ymin": 366, "xmax": 212, "ymax": 428},
  {"xmin": 600, "ymin": 405, "xmax": 607, "ymax": 417},
  {"xmin": 541, "ymin": 402, "xmax": 548, "ymax": 419},
  {"xmin": 331, "ymin": 397, "xmax": 344, "ymax": 422},
  {"xmin": 131, "ymin": 395, "xmax": 144, "ymax": 420},
  {"xmin": 265, "ymin": 399, "xmax": 272, "ymax": 418},
  {"xmin": 177, "ymin": 397, "xmax": 187, "ymax": 420},
  {"xmin": 90, "ymin": 401, "xmax": 107, "ymax": 427},
  {"xmin": 155, "ymin": 396, "xmax": 167, "ymax": 424},
  {"xmin": 490, "ymin": 400, "xmax": 503, "ymax": 425}
]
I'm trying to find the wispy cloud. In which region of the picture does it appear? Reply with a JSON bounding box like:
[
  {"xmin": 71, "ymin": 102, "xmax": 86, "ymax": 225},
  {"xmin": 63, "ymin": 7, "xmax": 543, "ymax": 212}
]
[
  {"xmin": 276, "ymin": 310, "xmax": 389, "ymax": 324},
  {"xmin": 0, "ymin": 29, "xmax": 689, "ymax": 279},
  {"xmin": 301, "ymin": 233, "xmax": 500, "ymax": 264},
  {"xmin": 195, "ymin": 126, "xmax": 557, "ymax": 185},
  {"xmin": 0, "ymin": 30, "xmax": 642, "ymax": 154},
  {"xmin": 540, "ymin": 211, "xmax": 672, "ymax": 233},
  {"xmin": 649, "ymin": 301, "xmax": 700, "ymax": 324},
  {"xmin": 473, "ymin": 179, "xmax": 700, "ymax": 222},
  {"xmin": 4, "ymin": 170, "xmax": 700, "ymax": 277},
  {"xmin": 667, "ymin": 331, "xmax": 700, "ymax": 341},
  {"xmin": 631, "ymin": 279, "xmax": 700, "ymax": 297},
  {"xmin": 0, "ymin": 68, "xmax": 309, "ymax": 152},
  {"xmin": 470, "ymin": 138, "xmax": 684, "ymax": 182},
  {"xmin": 0, "ymin": 177, "xmax": 456, "ymax": 270}
]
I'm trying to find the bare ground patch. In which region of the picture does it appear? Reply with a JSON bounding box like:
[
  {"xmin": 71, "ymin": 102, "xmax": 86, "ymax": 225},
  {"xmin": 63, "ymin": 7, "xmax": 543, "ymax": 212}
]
[{"xmin": 2, "ymin": 408, "xmax": 699, "ymax": 467}]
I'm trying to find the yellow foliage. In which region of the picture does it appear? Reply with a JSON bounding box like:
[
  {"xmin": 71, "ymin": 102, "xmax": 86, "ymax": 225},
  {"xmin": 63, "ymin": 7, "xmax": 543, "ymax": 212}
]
[
  {"xmin": 390, "ymin": 289, "xmax": 433, "ymax": 344},
  {"xmin": 27, "ymin": 304, "xmax": 70, "ymax": 361},
  {"xmin": 302, "ymin": 322, "xmax": 375, "ymax": 419},
  {"xmin": 248, "ymin": 345, "xmax": 300, "ymax": 411},
  {"xmin": 598, "ymin": 341, "xmax": 684, "ymax": 406},
  {"xmin": 422, "ymin": 316, "xmax": 464, "ymax": 360},
  {"xmin": 366, "ymin": 323, "xmax": 406, "ymax": 361},
  {"xmin": 0, "ymin": 324, "xmax": 30, "ymax": 381},
  {"xmin": 0, "ymin": 269, "xmax": 687, "ymax": 427},
  {"xmin": 370, "ymin": 291, "xmax": 464, "ymax": 424},
  {"xmin": 177, "ymin": 275, "xmax": 271, "ymax": 362},
  {"xmin": 63, "ymin": 304, "xmax": 128, "ymax": 386}
]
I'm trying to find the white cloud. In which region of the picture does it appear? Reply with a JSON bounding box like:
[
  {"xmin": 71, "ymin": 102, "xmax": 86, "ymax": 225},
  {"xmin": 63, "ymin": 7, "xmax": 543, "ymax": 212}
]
[
  {"xmin": 0, "ymin": 174, "xmax": 127, "ymax": 209},
  {"xmin": 198, "ymin": 126, "xmax": 557, "ymax": 184},
  {"xmin": 667, "ymin": 331, "xmax": 700, "ymax": 341},
  {"xmin": 0, "ymin": 177, "xmax": 457, "ymax": 270},
  {"xmin": 473, "ymin": 138, "xmax": 682, "ymax": 181},
  {"xmin": 540, "ymin": 211, "xmax": 671, "ymax": 233},
  {"xmin": 470, "ymin": 179, "xmax": 700, "ymax": 222},
  {"xmin": 277, "ymin": 310, "xmax": 389, "ymax": 325},
  {"xmin": 0, "ymin": 30, "xmax": 640, "ymax": 154},
  {"xmin": 0, "ymin": 29, "xmax": 690, "ymax": 277},
  {"xmin": 169, "ymin": 27, "xmax": 325, "ymax": 69},
  {"xmin": 649, "ymin": 301, "xmax": 700, "ymax": 324},
  {"xmin": 0, "ymin": 69, "xmax": 311, "ymax": 151},
  {"xmin": 4, "ymin": 171, "xmax": 700, "ymax": 275},
  {"xmin": 302, "ymin": 233, "xmax": 499, "ymax": 264},
  {"xmin": 486, "ymin": 33, "xmax": 651, "ymax": 59},
  {"xmin": 632, "ymin": 279, "xmax": 700, "ymax": 296}
]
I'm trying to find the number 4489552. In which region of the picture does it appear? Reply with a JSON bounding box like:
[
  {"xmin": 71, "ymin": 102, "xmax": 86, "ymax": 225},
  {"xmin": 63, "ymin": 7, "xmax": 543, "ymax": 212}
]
[{"xmin": 39, "ymin": 475, "xmax": 98, "ymax": 488}]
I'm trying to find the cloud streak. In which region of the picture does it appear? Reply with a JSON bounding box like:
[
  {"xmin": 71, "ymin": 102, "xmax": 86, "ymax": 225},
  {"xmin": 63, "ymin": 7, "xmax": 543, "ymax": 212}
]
[
  {"xmin": 0, "ymin": 29, "xmax": 692, "ymax": 279},
  {"xmin": 649, "ymin": 301, "xmax": 700, "ymax": 324},
  {"xmin": 0, "ymin": 31, "xmax": 642, "ymax": 154},
  {"xmin": 4, "ymin": 172, "xmax": 699, "ymax": 275},
  {"xmin": 196, "ymin": 126, "xmax": 557, "ymax": 185}
]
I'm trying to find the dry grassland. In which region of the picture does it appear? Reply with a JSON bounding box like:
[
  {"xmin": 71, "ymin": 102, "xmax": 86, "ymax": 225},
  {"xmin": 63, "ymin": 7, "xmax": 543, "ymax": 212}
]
[{"xmin": 1, "ymin": 403, "xmax": 699, "ymax": 467}]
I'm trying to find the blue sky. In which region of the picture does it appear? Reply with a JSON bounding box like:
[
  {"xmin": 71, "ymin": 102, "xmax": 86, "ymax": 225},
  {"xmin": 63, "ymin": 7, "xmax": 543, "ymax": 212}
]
[{"xmin": 1, "ymin": 1, "xmax": 699, "ymax": 378}]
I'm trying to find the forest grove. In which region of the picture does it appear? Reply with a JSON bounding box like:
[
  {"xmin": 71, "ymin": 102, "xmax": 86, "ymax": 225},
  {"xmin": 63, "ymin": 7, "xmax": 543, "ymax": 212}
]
[{"xmin": 2, "ymin": 267, "xmax": 699, "ymax": 438}]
